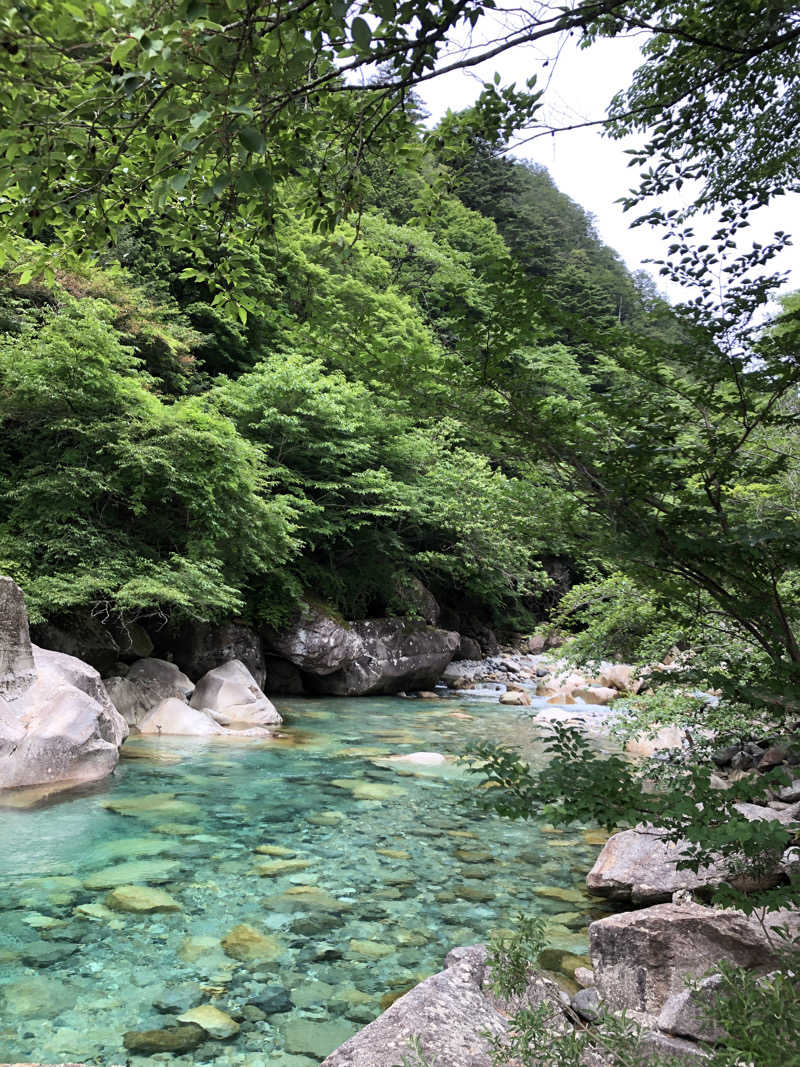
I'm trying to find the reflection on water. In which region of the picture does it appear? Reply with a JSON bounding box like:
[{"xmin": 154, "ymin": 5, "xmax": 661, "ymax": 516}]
[{"xmin": 0, "ymin": 696, "xmax": 609, "ymax": 1065}]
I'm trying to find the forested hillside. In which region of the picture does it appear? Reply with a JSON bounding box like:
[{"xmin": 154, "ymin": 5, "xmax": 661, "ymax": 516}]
[{"xmin": 0, "ymin": 119, "xmax": 650, "ymax": 636}]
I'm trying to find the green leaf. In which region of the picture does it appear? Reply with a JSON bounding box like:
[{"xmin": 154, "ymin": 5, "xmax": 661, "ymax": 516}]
[
  {"xmin": 110, "ymin": 37, "xmax": 138, "ymax": 65},
  {"xmin": 190, "ymin": 110, "xmax": 211, "ymax": 130},
  {"xmin": 372, "ymin": 0, "xmax": 395, "ymax": 19},
  {"xmin": 351, "ymin": 16, "xmax": 372, "ymax": 50},
  {"xmin": 238, "ymin": 126, "xmax": 266, "ymax": 154}
]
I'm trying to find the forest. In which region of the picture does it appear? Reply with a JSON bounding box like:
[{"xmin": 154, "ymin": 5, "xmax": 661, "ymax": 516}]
[{"xmin": 0, "ymin": 1, "xmax": 798, "ymax": 1066}]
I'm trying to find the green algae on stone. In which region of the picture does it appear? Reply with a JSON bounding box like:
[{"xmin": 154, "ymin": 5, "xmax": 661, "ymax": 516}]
[{"xmin": 534, "ymin": 886, "xmax": 586, "ymax": 904}]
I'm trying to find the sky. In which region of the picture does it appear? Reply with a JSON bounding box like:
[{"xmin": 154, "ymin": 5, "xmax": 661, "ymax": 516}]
[{"xmin": 416, "ymin": 26, "xmax": 800, "ymax": 306}]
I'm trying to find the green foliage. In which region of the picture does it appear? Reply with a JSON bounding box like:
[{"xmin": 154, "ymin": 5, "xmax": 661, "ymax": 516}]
[
  {"xmin": 465, "ymin": 721, "xmax": 798, "ymax": 914},
  {"xmin": 0, "ymin": 294, "xmax": 295, "ymax": 621},
  {"xmin": 551, "ymin": 571, "xmax": 675, "ymax": 665}
]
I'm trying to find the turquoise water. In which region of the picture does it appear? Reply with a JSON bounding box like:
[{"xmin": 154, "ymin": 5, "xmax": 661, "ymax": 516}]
[{"xmin": 0, "ymin": 695, "xmax": 609, "ymax": 1065}]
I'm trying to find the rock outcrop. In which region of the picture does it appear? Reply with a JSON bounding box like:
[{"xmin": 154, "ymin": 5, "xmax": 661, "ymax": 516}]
[
  {"xmin": 189, "ymin": 659, "xmax": 281, "ymax": 726},
  {"xmin": 310, "ymin": 619, "xmax": 460, "ymax": 696},
  {"xmin": 164, "ymin": 620, "xmax": 267, "ymax": 689},
  {"xmin": 0, "ymin": 575, "xmax": 36, "ymax": 699},
  {"xmin": 321, "ymin": 944, "xmax": 568, "ymax": 1067},
  {"xmin": 0, "ymin": 581, "xmax": 128, "ymax": 790},
  {"xmin": 263, "ymin": 604, "xmax": 363, "ymax": 676},
  {"xmin": 586, "ymin": 827, "xmax": 729, "ymax": 903}
]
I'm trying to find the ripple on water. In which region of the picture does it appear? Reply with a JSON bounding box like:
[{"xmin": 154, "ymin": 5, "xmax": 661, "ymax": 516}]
[{"xmin": 0, "ymin": 695, "xmax": 609, "ymax": 1064}]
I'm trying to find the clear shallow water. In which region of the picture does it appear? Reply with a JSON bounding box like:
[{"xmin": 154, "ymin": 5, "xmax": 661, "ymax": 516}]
[{"xmin": 0, "ymin": 695, "xmax": 610, "ymax": 1066}]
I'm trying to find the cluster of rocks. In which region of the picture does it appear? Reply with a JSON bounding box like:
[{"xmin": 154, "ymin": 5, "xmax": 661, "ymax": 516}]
[
  {"xmin": 713, "ymin": 737, "xmax": 800, "ymax": 775},
  {"xmin": 0, "ymin": 577, "xmax": 287, "ymax": 794}
]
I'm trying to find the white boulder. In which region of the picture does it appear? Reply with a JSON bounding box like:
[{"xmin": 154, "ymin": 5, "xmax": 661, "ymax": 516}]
[{"xmin": 190, "ymin": 659, "xmax": 281, "ymax": 726}]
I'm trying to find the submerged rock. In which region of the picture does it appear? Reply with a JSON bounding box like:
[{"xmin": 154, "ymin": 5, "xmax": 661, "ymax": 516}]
[
  {"xmin": 83, "ymin": 858, "xmax": 180, "ymax": 889},
  {"xmin": 221, "ymin": 923, "xmax": 283, "ymax": 962},
  {"xmin": 178, "ymin": 1004, "xmax": 240, "ymax": 1039},
  {"xmin": 123, "ymin": 1023, "xmax": 206, "ymax": 1053},
  {"xmin": 105, "ymin": 885, "xmax": 182, "ymax": 913}
]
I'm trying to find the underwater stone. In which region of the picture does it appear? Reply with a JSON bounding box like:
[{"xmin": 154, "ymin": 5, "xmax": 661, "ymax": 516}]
[
  {"xmin": 122, "ymin": 1022, "xmax": 206, "ymax": 1053},
  {"xmin": 248, "ymin": 984, "xmax": 293, "ymax": 1014},
  {"xmin": 178, "ymin": 1004, "xmax": 240, "ymax": 1039},
  {"xmin": 221, "ymin": 923, "xmax": 283, "ymax": 962},
  {"xmin": 83, "ymin": 858, "xmax": 180, "ymax": 889},
  {"xmin": 105, "ymin": 885, "xmax": 182, "ymax": 913}
]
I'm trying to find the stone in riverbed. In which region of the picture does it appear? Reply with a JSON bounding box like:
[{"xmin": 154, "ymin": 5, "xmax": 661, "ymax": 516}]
[
  {"xmin": 284, "ymin": 1018, "xmax": 358, "ymax": 1060},
  {"xmin": 190, "ymin": 658, "xmax": 281, "ymax": 726},
  {"xmin": 20, "ymin": 940, "xmax": 78, "ymax": 967},
  {"xmin": 106, "ymin": 885, "xmax": 182, "ymax": 913},
  {"xmin": 221, "ymin": 923, "xmax": 283, "ymax": 962},
  {"xmin": 103, "ymin": 792, "xmax": 202, "ymax": 819},
  {"xmin": 83, "ymin": 858, "xmax": 180, "ymax": 889},
  {"xmin": 589, "ymin": 902, "xmax": 783, "ymax": 1014},
  {"xmin": 249, "ymin": 984, "xmax": 294, "ymax": 1015},
  {"xmin": 255, "ymin": 858, "xmax": 312, "ymax": 877},
  {"xmin": 178, "ymin": 1004, "xmax": 240, "ymax": 1039},
  {"xmin": 349, "ymin": 939, "xmax": 394, "ymax": 960},
  {"xmin": 255, "ymin": 844, "xmax": 298, "ymax": 857},
  {"xmin": 123, "ymin": 1023, "xmax": 206, "ymax": 1053},
  {"xmin": 153, "ymin": 983, "xmax": 205, "ymax": 1014}
]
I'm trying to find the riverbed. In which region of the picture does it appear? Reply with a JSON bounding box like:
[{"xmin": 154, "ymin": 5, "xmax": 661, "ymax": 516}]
[{"xmin": 0, "ymin": 694, "xmax": 610, "ymax": 1065}]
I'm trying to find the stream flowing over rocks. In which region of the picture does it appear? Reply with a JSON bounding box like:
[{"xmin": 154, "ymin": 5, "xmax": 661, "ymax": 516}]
[{"xmin": 2, "ymin": 581, "xmax": 798, "ymax": 1065}]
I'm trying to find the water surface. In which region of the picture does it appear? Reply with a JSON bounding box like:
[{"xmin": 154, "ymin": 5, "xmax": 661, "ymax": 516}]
[{"xmin": 0, "ymin": 695, "xmax": 609, "ymax": 1065}]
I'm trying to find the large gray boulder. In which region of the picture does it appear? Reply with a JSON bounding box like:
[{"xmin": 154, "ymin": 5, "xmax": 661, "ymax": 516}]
[
  {"xmin": 587, "ymin": 819, "xmax": 789, "ymax": 904},
  {"xmin": 105, "ymin": 658, "xmax": 194, "ymax": 728},
  {"xmin": 310, "ymin": 619, "xmax": 460, "ymax": 696},
  {"xmin": 190, "ymin": 659, "xmax": 281, "ymax": 726},
  {"xmin": 0, "ymin": 578, "xmax": 128, "ymax": 790},
  {"xmin": 321, "ymin": 944, "xmax": 568, "ymax": 1067},
  {"xmin": 587, "ymin": 827, "xmax": 729, "ymax": 903},
  {"xmin": 165, "ymin": 620, "xmax": 267, "ymax": 689},
  {"xmin": 263, "ymin": 604, "xmax": 363, "ymax": 676},
  {"xmin": 589, "ymin": 902, "xmax": 786, "ymax": 1015},
  {"xmin": 0, "ymin": 576, "xmax": 36, "ymax": 698}
]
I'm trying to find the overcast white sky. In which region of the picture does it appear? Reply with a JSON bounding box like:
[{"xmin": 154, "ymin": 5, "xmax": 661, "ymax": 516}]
[{"xmin": 417, "ymin": 29, "xmax": 800, "ymax": 306}]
